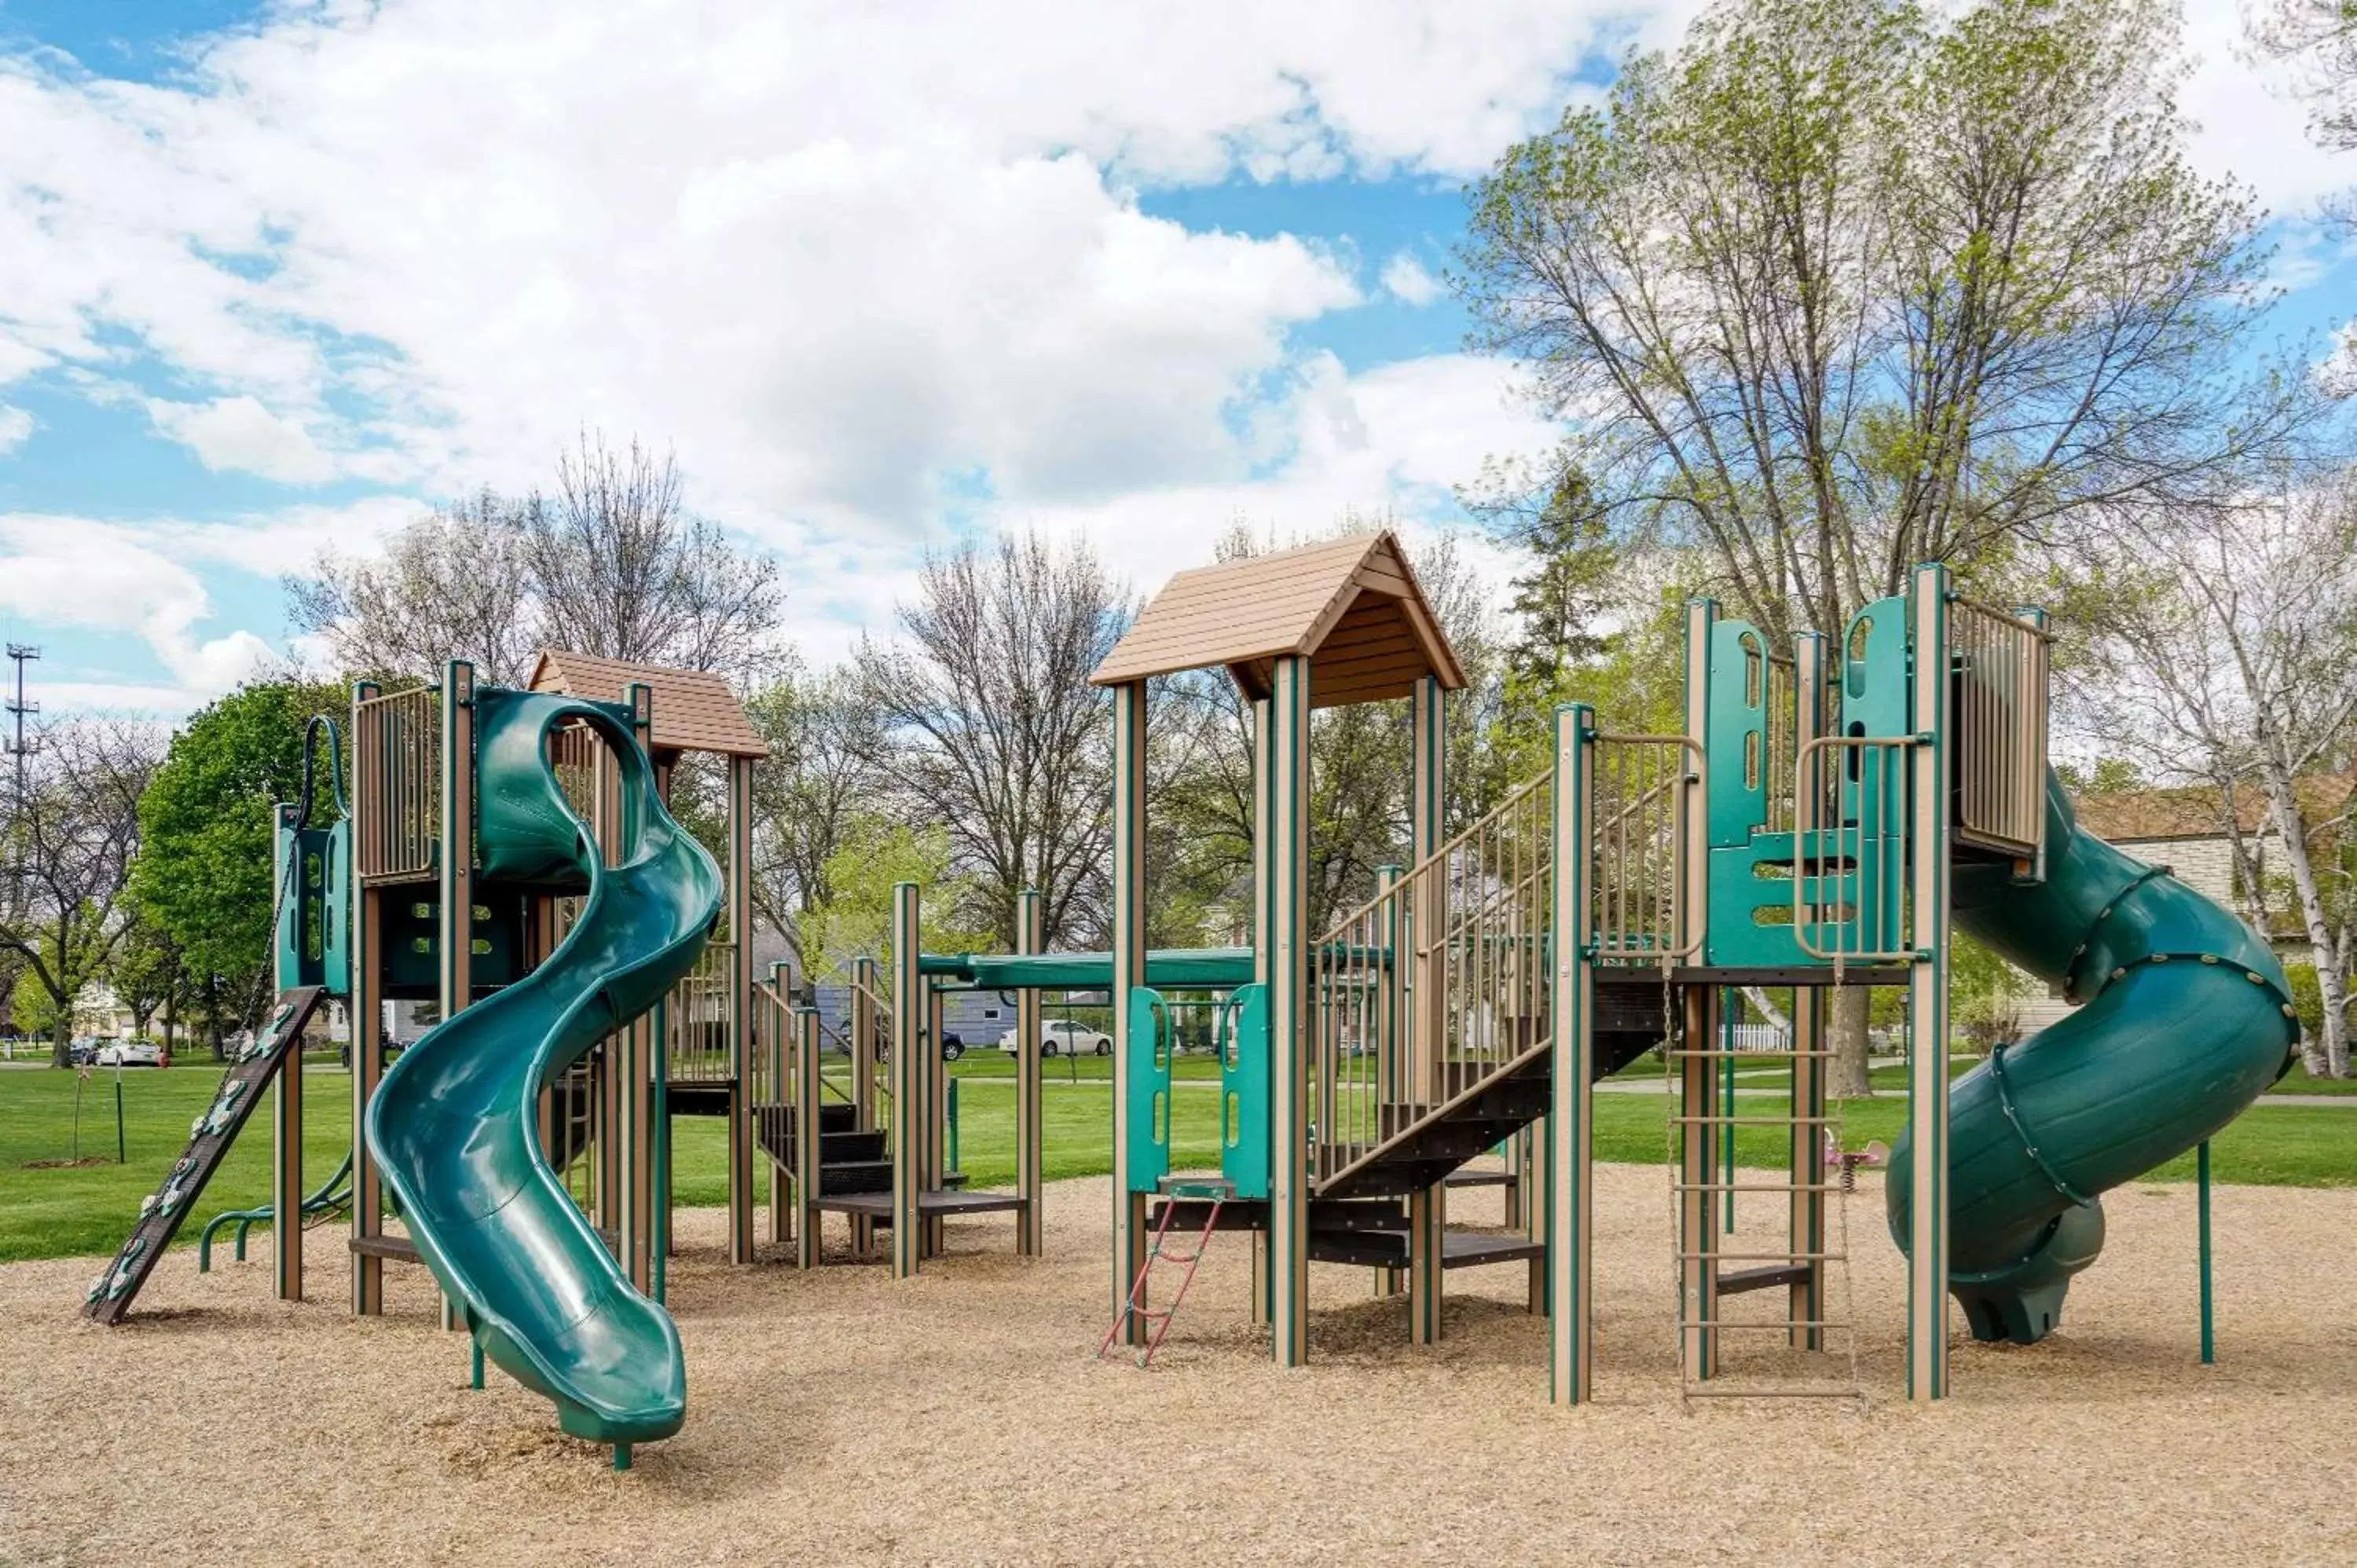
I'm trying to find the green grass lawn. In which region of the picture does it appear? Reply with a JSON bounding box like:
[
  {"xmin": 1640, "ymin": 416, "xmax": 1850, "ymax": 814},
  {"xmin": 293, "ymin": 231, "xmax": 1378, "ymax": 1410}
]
[{"xmin": 5, "ymin": 1053, "xmax": 2353, "ymax": 1266}]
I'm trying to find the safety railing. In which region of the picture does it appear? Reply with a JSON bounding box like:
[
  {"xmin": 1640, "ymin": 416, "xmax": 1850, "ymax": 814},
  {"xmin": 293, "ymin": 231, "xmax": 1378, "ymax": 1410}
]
[
  {"xmin": 548, "ymin": 720, "xmax": 603, "ymax": 827},
  {"xmin": 353, "ymin": 683, "xmax": 439, "ymax": 881},
  {"xmin": 1309, "ymin": 771, "xmax": 1554, "ymax": 1181},
  {"xmin": 1949, "ymin": 597, "xmax": 2050, "ymax": 859},
  {"xmin": 1592, "ymin": 734, "xmax": 1704, "ymax": 965},
  {"xmin": 664, "ymin": 940, "xmax": 735, "ymax": 1083},
  {"xmin": 1793, "ymin": 735, "xmax": 1913, "ymax": 965}
]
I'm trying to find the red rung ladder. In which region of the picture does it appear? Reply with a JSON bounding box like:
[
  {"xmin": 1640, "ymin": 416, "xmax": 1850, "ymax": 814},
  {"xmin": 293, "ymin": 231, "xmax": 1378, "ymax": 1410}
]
[{"xmin": 1098, "ymin": 1183, "xmax": 1226, "ymax": 1367}]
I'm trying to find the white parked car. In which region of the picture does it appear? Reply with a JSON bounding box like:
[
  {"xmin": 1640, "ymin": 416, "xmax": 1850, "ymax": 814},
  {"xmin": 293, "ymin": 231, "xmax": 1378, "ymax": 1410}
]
[
  {"xmin": 999, "ymin": 1020, "xmax": 1114, "ymax": 1057},
  {"xmin": 96, "ymin": 1040, "xmax": 163, "ymax": 1068}
]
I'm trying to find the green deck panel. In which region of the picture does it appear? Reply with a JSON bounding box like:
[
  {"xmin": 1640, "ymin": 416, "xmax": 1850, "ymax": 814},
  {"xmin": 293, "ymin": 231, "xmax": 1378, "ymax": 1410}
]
[
  {"xmin": 1124, "ymin": 987, "xmax": 1172, "ymax": 1194},
  {"xmin": 1219, "ymin": 984, "xmax": 1271, "ymax": 1200}
]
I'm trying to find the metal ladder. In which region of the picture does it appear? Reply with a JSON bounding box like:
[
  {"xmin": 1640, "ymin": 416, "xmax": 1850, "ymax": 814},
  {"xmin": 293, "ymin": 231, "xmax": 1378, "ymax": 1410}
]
[
  {"xmin": 1099, "ymin": 1179, "xmax": 1228, "ymax": 1368},
  {"xmin": 1665, "ymin": 1020, "xmax": 1865, "ymax": 1405}
]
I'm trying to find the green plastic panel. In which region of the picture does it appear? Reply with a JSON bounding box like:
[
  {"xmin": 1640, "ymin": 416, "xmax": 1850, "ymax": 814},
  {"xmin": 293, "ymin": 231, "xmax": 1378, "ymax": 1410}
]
[
  {"xmin": 274, "ymin": 819, "xmax": 350, "ymax": 996},
  {"xmin": 379, "ymin": 888, "xmax": 530, "ymax": 998},
  {"xmin": 1124, "ymin": 986, "xmax": 1172, "ymax": 1194},
  {"xmin": 1219, "ymin": 983, "xmax": 1270, "ymax": 1199}
]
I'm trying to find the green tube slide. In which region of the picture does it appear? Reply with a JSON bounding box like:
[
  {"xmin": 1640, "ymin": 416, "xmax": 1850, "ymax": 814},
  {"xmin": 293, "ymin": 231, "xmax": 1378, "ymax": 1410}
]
[
  {"xmin": 1889, "ymin": 773, "xmax": 2297, "ymax": 1343},
  {"xmin": 365, "ymin": 687, "xmax": 722, "ymax": 1445}
]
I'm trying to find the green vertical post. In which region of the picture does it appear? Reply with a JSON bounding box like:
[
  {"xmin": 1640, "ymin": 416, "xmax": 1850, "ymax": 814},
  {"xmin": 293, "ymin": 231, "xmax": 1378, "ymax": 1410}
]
[
  {"xmin": 115, "ymin": 1072, "xmax": 126, "ymax": 1165},
  {"xmin": 470, "ymin": 1339, "xmax": 484, "ymax": 1390},
  {"xmin": 2198, "ymin": 1138, "xmax": 2214, "ymax": 1365},
  {"xmin": 948, "ymin": 1078, "xmax": 959, "ymax": 1176}
]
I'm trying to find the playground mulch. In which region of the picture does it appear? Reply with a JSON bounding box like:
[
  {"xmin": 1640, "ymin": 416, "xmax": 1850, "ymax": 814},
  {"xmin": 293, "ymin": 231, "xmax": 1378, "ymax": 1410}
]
[{"xmin": 3, "ymin": 1166, "xmax": 2352, "ymax": 1566}]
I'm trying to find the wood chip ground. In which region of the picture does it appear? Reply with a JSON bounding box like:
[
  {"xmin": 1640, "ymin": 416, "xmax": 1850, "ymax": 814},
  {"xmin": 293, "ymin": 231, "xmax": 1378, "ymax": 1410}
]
[{"xmin": 3, "ymin": 1166, "xmax": 2352, "ymax": 1566}]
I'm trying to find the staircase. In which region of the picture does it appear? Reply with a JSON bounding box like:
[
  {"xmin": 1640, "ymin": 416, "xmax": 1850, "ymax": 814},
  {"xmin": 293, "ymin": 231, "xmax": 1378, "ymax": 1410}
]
[
  {"xmin": 751, "ymin": 1100, "xmax": 895, "ymax": 1196},
  {"xmin": 1314, "ymin": 1002, "xmax": 1666, "ymax": 1201},
  {"xmin": 84, "ymin": 987, "xmax": 328, "ymax": 1324}
]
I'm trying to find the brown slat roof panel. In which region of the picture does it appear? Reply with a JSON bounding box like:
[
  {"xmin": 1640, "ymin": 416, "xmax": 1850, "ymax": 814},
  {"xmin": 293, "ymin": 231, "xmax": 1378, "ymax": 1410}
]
[
  {"xmin": 1091, "ymin": 530, "xmax": 1466, "ymax": 696},
  {"xmin": 527, "ymin": 650, "xmax": 769, "ymax": 757}
]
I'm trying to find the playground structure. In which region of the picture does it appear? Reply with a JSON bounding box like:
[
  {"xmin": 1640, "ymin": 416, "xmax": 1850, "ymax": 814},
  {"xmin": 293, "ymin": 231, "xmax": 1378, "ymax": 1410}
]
[
  {"xmin": 75, "ymin": 527, "xmax": 2299, "ymax": 1468},
  {"xmin": 86, "ymin": 654, "xmax": 780, "ymax": 1464},
  {"xmin": 1067, "ymin": 532, "xmax": 2294, "ymax": 1401}
]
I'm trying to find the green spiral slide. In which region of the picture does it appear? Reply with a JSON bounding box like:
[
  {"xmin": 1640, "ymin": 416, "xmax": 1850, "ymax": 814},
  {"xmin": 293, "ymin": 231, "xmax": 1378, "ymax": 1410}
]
[
  {"xmin": 366, "ymin": 687, "xmax": 723, "ymax": 1446},
  {"xmin": 1889, "ymin": 772, "xmax": 2297, "ymax": 1344}
]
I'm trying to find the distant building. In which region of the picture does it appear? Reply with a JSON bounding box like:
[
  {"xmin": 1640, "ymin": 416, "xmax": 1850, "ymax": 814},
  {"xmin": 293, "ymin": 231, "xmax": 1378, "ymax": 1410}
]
[{"xmin": 2014, "ymin": 773, "xmax": 2345, "ymax": 1035}]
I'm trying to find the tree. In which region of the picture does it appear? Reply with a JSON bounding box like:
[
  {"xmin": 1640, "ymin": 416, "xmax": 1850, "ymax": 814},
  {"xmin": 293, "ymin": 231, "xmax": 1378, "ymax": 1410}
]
[
  {"xmin": 287, "ymin": 489, "xmax": 542, "ymax": 684},
  {"xmin": 127, "ymin": 680, "xmax": 347, "ymax": 1057},
  {"xmin": 108, "ymin": 914, "xmax": 191, "ymax": 1048},
  {"xmin": 855, "ymin": 531, "xmax": 1127, "ymax": 952},
  {"xmin": 2069, "ymin": 471, "xmax": 2357, "ymax": 1076},
  {"xmin": 288, "ymin": 430, "xmax": 784, "ymax": 685},
  {"xmin": 0, "ymin": 721, "xmax": 159, "ymax": 1064},
  {"xmin": 523, "ymin": 431, "xmax": 786, "ymax": 678},
  {"xmin": 2245, "ymin": 0, "xmax": 2357, "ymax": 222},
  {"xmin": 1458, "ymin": 0, "xmax": 2322, "ymax": 1090},
  {"xmin": 1460, "ymin": 0, "xmax": 2315, "ymax": 648},
  {"xmin": 743, "ymin": 662, "xmax": 885, "ymax": 969},
  {"xmin": 794, "ymin": 817, "xmax": 988, "ymax": 982}
]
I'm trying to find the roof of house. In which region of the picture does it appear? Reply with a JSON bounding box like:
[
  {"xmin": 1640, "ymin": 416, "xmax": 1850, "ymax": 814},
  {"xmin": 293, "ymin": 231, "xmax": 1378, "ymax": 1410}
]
[
  {"xmin": 2074, "ymin": 772, "xmax": 2355, "ymax": 844},
  {"xmin": 1088, "ymin": 531, "xmax": 1466, "ymax": 705},
  {"xmin": 527, "ymin": 651, "xmax": 768, "ymax": 758}
]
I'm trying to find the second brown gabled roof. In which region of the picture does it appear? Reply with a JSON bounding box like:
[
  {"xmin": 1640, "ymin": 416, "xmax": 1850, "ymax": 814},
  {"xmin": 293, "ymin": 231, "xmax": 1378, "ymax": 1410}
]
[
  {"xmin": 528, "ymin": 650, "xmax": 768, "ymax": 759},
  {"xmin": 1089, "ymin": 530, "xmax": 1465, "ymax": 705}
]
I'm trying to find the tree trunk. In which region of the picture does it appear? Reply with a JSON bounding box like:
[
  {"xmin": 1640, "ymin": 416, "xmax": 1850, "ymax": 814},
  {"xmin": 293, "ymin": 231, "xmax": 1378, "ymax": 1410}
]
[
  {"xmin": 1741, "ymin": 985, "xmax": 1791, "ymax": 1035},
  {"xmin": 1828, "ymin": 985, "xmax": 1873, "ymax": 1097},
  {"xmin": 49, "ymin": 1012, "xmax": 71, "ymax": 1070},
  {"xmin": 2263, "ymin": 772, "xmax": 2350, "ymax": 1077}
]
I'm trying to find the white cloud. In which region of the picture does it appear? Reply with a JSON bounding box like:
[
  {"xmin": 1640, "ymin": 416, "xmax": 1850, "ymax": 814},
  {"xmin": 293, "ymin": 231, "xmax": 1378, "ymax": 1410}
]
[
  {"xmin": 2180, "ymin": 0, "xmax": 2353, "ymax": 220},
  {"xmin": 1381, "ymin": 251, "xmax": 1445, "ymax": 306},
  {"xmin": 1012, "ymin": 350, "xmax": 1556, "ymax": 595},
  {"xmin": 145, "ymin": 395, "xmax": 337, "ymax": 483},
  {"xmin": 0, "ymin": 515, "xmax": 278, "ymax": 700},
  {"xmin": 0, "ymin": 404, "xmax": 30, "ymax": 454},
  {"xmin": 0, "ymin": 1, "xmax": 1651, "ymax": 532}
]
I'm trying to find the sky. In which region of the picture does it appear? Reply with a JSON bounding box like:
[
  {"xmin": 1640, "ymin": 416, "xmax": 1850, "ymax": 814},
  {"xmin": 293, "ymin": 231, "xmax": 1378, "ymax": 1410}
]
[{"xmin": 0, "ymin": 0, "xmax": 2349, "ymax": 720}]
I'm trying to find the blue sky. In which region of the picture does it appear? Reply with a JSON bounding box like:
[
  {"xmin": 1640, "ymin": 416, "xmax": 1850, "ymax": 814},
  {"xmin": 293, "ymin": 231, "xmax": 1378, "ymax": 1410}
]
[{"xmin": 0, "ymin": 0, "xmax": 2348, "ymax": 718}]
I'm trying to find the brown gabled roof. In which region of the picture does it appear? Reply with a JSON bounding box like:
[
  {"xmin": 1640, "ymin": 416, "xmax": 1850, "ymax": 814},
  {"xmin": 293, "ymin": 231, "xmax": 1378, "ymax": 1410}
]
[
  {"xmin": 2075, "ymin": 773, "xmax": 2355, "ymax": 844},
  {"xmin": 1089, "ymin": 530, "xmax": 1466, "ymax": 705},
  {"xmin": 528, "ymin": 651, "xmax": 768, "ymax": 759}
]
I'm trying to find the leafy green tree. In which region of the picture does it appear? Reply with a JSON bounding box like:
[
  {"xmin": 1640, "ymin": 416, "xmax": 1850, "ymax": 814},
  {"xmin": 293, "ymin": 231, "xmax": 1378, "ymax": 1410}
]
[
  {"xmin": 128, "ymin": 679, "xmax": 347, "ymax": 1055},
  {"xmin": 1459, "ymin": 0, "xmax": 2317, "ymax": 650},
  {"xmin": 796, "ymin": 816, "xmax": 988, "ymax": 983}
]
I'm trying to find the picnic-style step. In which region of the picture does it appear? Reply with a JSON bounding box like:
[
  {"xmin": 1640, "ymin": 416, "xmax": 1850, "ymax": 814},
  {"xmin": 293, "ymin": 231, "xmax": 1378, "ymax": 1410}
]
[{"xmin": 82, "ymin": 987, "xmax": 328, "ymax": 1324}]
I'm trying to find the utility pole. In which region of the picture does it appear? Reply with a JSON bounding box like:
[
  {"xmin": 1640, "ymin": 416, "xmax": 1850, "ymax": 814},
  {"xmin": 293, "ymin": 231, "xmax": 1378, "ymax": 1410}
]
[{"xmin": 4, "ymin": 643, "xmax": 35, "ymax": 810}]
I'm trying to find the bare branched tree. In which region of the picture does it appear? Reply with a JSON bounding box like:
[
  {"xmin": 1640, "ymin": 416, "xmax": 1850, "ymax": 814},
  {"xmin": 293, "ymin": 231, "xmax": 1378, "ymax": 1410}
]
[
  {"xmin": 287, "ymin": 489, "xmax": 541, "ymax": 684},
  {"xmin": 744, "ymin": 662, "xmax": 886, "ymax": 967},
  {"xmin": 856, "ymin": 532, "xmax": 1127, "ymax": 952},
  {"xmin": 0, "ymin": 720, "xmax": 161, "ymax": 1065},
  {"xmin": 287, "ymin": 430, "xmax": 784, "ymax": 684},
  {"xmin": 526, "ymin": 431, "xmax": 785, "ymax": 676},
  {"xmin": 2070, "ymin": 470, "xmax": 2357, "ymax": 1075}
]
